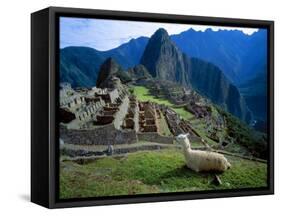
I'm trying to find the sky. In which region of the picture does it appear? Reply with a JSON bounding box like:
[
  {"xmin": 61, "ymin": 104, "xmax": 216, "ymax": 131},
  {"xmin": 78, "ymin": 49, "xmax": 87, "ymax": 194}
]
[{"xmin": 60, "ymin": 17, "xmax": 259, "ymax": 51}]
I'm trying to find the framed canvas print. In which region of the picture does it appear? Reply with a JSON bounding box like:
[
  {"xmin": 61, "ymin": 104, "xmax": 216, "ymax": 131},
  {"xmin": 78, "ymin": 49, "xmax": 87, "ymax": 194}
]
[{"xmin": 31, "ymin": 6, "xmax": 274, "ymax": 208}]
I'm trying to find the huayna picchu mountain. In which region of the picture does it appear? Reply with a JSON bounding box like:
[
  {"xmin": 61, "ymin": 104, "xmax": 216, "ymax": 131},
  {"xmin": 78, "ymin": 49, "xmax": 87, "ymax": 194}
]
[
  {"xmin": 140, "ymin": 28, "xmax": 190, "ymax": 87},
  {"xmin": 140, "ymin": 28, "xmax": 252, "ymax": 122}
]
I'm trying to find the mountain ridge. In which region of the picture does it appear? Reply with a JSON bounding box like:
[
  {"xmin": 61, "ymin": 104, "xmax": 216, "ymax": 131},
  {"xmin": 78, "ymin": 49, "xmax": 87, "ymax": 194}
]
[
  {"xmin": 60, "ymin": 28, "xmax": 267, "ymax": 123},
  {"xmin": 139, "ymin": 28, "xmax": 251, "ymax": 122}
]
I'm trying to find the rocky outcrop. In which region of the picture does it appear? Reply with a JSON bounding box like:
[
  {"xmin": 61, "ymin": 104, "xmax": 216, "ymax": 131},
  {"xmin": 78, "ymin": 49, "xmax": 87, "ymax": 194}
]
[{"xmin": 127, "ymin": 64, "xmax": 152, "ymax": 81}]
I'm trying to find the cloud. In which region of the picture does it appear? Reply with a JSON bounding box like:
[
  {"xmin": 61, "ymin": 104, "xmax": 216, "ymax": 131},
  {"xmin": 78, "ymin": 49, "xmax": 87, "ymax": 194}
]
[{"xmin": 60, "ymin": 17, "xmax": 260, "ymax": 51}]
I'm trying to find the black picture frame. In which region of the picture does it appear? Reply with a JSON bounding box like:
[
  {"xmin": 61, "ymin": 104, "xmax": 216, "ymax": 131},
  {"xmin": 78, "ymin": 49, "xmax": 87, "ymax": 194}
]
[{"xmin": 31, "ymin": 6, "xmax": 274, "ymax": 208}]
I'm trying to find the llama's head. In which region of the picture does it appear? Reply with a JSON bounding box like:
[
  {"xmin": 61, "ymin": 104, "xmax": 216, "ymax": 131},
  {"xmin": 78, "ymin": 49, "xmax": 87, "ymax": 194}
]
[{"xmin": 176, "ymin": 133, "xmax": 191, "ymax": 149}]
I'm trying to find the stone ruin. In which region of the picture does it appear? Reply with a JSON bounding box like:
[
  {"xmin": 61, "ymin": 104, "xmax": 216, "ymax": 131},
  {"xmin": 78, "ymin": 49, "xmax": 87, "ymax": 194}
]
[
  {"xmin": 59, "ymin": 76, "xmax": 133, "ymax": 129},
  {"xmin": 122, "ymin": 95, "xmax": 139, "ymax": 131},
  {"xmin": 145, "ymin": 80, "xmax": 196, "ymax": 105},
  {"xmin": 161, "ymin": 106, "xmax": 200, "ymax": 140},
  {"xmin": 185, "ymin": 101, "xmax": 211, "ymax": 119},
  {"xmin": 60, "ymin": 78, "xmax": 140, "ymax": 145},
  {"xmin": 60, "ymin": 79, "xmax": 177, "ymax": 147},
  {"xmin": 60, "ymin": 83, "xmax": 107, "ymax": 128},
  {"xmin": 138, "ymin": 102, "xmax": 158, "ymax": 133},
  {"xmin": 95, "ymin": 102, "xmax": 120, "ymax": 125},
  {"xmin": 163, "ymin": 108, "xmax": 182, "ymax": 135}
]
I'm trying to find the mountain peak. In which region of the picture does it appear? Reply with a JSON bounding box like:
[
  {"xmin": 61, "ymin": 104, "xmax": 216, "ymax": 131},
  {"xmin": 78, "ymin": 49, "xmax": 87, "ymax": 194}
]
[
  {"xmin": 103, "ymin": 57, "xmax": 117, "ymax": 66},
  {"xmin": 150, "ymin": 28, "xmax": 170, "ymax": 42},
  {"xmin": 205, "ymin": 28, "xmax": 213, "ymax": 33},
  {"xmin": 140, "ymin": 28, "xmax": 189, "ymax": 85},
  {"xmin": 188, "ymin": 27, "xmax": 196, "ymax": 32},
  {"xmin": 96, "ymin": 57, "xmax": 124, "ymax": 88},
  {"xmin": 154, "ymin": 27, "xmax": 169, "ymax": 35}
]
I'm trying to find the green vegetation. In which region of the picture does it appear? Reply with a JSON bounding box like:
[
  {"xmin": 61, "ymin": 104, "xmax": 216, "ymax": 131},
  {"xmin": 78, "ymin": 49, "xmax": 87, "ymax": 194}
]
[
  {"xmin": 173, "ymin": 107, "xmax": 193, "ymax": 120},
  {"xmin": 217, "ymin": 107, "xmax": 267, "ymax": 159},
  {"xmin": 158, "ymin": 112, "xmax": 173, "ymax": 136},
  {"xmin": 60, "ymin": 85, "xmax": 268, "ymax": 199},
  {"xmin": 60, "ymin": 149, "xmax": 267, "ymax": 199},
  {"xmin": 179, "ymin": 118, "xmax": 215, "ymax": 147},
  {"xmin": 132, "ymin": 85, "xmax": 267, "ymax": 158},
  {"xmin": 132, "ymin": 86, "xmax": 173, "ymax": 106},
  {"xmin": 132, "ymin": 86, "xmax": 193, "ymax": 120}
]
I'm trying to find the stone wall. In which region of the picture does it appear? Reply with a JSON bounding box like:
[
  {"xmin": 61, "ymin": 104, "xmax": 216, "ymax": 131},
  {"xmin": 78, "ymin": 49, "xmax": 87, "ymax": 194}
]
[
  {"xmin": 109, "ymin": 89, "xmax": 119, "ymax": 103},
  {"xmin": 134, "ymin": 101, "xmax": 139, "ymax": 132},
  {"xmin": 137, "ymin": 132, "xmax": 174, "ymax": 144},
  {"xmin": 60, "ymin": 124, "xmax": 138, "ymax": 145},
  {"xmin": 189, "ymin": 135, "xmax": 202, "ymax": 143},
  {"xmin": 113, "ymin": 95, "xmax": 129, "ymax": 129},
  {"xmin": 61, "ymin": 125, "xmax": 200, "ymax": 146},
  {"xmin": 77, "ymin": 99, "xmax": 105, "ymax": 122}
]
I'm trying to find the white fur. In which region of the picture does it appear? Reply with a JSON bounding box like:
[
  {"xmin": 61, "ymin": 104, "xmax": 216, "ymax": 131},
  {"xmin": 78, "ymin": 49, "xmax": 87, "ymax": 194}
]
[{"xmin": 176, "ymin": 134, "xmax": 231, "ymax": 172}]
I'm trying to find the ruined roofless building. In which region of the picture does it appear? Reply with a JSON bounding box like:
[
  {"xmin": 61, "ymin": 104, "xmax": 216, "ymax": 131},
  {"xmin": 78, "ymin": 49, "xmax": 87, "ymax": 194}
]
[
  {"xmin": 59, "ymin": 83, "xmax": 106, "ymax": 128},
  {"xmin": 59, "ymin": 76, "xmax": 141, "ymax": 145}
]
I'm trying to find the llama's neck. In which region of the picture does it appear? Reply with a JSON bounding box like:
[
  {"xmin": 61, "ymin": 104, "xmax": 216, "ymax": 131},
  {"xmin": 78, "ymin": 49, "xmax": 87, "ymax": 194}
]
[{"xmin": 182, "ymin": 143, "xmax": 191, "ymax": 153}]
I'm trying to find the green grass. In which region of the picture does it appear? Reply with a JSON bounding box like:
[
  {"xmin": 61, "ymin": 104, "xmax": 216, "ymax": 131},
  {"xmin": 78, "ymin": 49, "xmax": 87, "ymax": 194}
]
[
  {"xmin": 133, "ymin": 86, "xmax": 222, "ymax": 145},
  {"xmin": 60, "ymin": 149, "xmax": 267, "ymax": 199},
  {"xmin": 189, "ymin": 120, "xmax": 217, "ymax": 146},
  {"xmin": 133, "ymin": 86, "xmax": 174, "ymax": 106},
  {"xmin": 158, "ymin": 112, "xmax": 173, "ymax": 136},
  {"xmin": 173, "ymin": 107, "xmax": 193, "ymax": 120},
  {"xmin": 216, "ymin": 106, "xmax": 267, "ymax": 159},
  {"xmin": 133, "ymin": 86, "xmax": 193, "ymax": 120}
]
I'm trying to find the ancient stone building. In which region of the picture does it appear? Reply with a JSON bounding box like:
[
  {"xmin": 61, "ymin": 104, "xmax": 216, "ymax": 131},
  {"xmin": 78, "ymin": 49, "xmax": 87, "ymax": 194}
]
[
  {"xmin": 60, "ymin": 79, "xmax": 176, "ymax": 146},
  {"xmin": 139, "ymin": 102, "xmax": 158, "ymax": 133},
  {"xmin": 185, "ymin": 102, "xmax": 211, "ymax": 119},
  {"xmin": 122, "ymin": 95, "xmax": 139, "ymax": 131}
]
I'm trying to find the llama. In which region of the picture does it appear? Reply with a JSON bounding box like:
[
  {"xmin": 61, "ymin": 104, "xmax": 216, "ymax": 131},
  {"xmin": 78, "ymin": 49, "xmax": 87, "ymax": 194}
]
[{"xmin": 176, "ymin": 134, "xmax": 231, "ymax": 172}]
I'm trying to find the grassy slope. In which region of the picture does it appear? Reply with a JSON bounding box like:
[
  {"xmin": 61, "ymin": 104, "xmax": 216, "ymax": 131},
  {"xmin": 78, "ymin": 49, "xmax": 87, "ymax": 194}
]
[
  {"xmin": 133, "ymin": 86, "xmax": 173, "ymax": 106},
  {"xmin": 60, "ymin": 149, "xmax": 267, "ymax": 199},
  {"xmin": 158, "ymin": 112, "xmax": 173, "ymax": 136}
]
